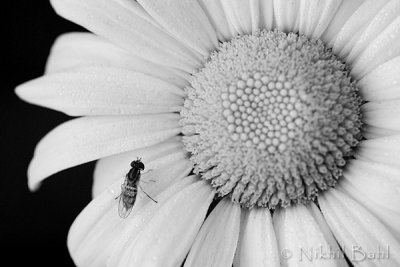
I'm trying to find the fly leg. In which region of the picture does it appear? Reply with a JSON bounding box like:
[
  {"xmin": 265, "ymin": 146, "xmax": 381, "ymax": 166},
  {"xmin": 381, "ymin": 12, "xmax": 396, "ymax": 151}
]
[
  {"xmin": 140, "ymin": 179, "xmax": 156, "ymax": 184},
  {"xmin": 138, "ymin": 184, "xmax": 158, "ymax": 203},
  {"xmin": 141, "ymin": 169, "xmax": 156, "ymax": 183}
]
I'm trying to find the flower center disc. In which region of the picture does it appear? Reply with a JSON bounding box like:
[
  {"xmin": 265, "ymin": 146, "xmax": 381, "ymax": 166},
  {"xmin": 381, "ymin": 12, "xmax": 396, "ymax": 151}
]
[{"xmin": 180, "ymin": 30, "xmax": 363, "ymax": 209}]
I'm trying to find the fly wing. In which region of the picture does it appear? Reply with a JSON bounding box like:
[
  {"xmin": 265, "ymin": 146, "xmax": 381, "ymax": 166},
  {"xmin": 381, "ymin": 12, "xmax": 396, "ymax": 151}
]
[{"xmin": 118, "ymin": 194, "xmax": 134, "ymax": 219}]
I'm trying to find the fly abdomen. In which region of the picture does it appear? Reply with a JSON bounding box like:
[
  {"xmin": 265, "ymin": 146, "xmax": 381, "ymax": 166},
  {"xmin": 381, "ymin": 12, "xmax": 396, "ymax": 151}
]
[
  {"xmin": 124, "ymin": 189, "xmax": 137, "ymax": 197},
  {"xmin": 125, "ymin": 185, "xmax": 137, "ymax": 191}
]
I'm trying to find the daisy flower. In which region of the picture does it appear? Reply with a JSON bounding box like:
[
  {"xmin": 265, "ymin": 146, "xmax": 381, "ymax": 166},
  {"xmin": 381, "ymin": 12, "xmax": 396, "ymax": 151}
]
[{"xmin": 16, "ymin": 0, "xmax": 400, "ymax": 266}]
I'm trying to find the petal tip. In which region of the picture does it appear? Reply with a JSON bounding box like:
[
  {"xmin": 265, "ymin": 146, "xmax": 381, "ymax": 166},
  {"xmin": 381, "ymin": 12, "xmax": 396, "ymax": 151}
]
[
  {"xmin": 15, "ymin": 83, "xmax": 30, "ymax": 102},
  {"xmin": 27, "ymin": 162, "xmax": 42, "ymax": 192},
  {"xmin": 28, "ymin": 180, "xmax": 41, "ymax": 192}
]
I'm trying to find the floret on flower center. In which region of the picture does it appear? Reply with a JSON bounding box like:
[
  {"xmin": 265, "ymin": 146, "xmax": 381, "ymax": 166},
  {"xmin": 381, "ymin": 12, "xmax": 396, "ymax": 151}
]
[{"xmin": 180, "ymin": 30, "xmax": 363, "ymax": 209}]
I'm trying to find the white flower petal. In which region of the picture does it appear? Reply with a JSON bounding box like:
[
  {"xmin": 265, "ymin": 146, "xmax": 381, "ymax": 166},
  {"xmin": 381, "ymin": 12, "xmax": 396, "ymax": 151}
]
[
  {"xmin": 297, "ymin": 0, "xmax": 313, "ymax": 36},
  {"xmin": 220, "ymin": 0, "xmax": 253, "ymax": 35},
  {"xmin": 340, "ymin": 159, "xmax": 400, "ymax": 238},
  {"xmin": 45, "ymin": 32, "xmax": 190, "ymax": 87},
  {"xmin": 361, "ymin": 100, "xmax": 400, "ymax": 131},
  {"xmin": 361, "ymin": 125, "xmax": 400, "ymax": 139},
  {"xmin": 220, "ymin": 0, "xmax": 261, "ymax": 34},
  {"xmin": 184, "ymin": 199, "xmax": 241, "ymax": 267},
  {"xmin": 273, "ymin": 0, "xmax": 299, "ymax": 33},
  {"xmin": 332, "ymin": 0, "xmax": 390, "ymax": 59},
  {"xmin": 50, "ymin": 0, "xmax": 201, "ymax": 72},
  {"xmin": 27, "ymin": 114, "xmax": 180, "ymax": 190},
  {"xmin": 273, "ymin": 203, "xmax": 347, "ymax": 267},
  {"xmin": 356, "ymin": 134, "xmax": 400, "ymax": 167},
  {"xmin": 259, "ymin": 0, "xmax": 274, "ymax": 30},
  {"xmin": 298, "ymin": 0, "xmax": 340, "ymax": 38},
  {"xmin": 92, "ymin": 136, "xmax": 192, "ymax": 197},
  {"xmin": 68, "ymin": 177, "xmax": 126, "ymax": 267},
  {"xmin": 310, "ymin": 0, "xmax": 342, "ymax": 39},
  {"xmin": 357, "ymin": 56, "xmax": 400, "ymax": 101},
  {"xmin": 234, "ymin": 209, "xmax": 280, "ymax": 267},
  {"xmin": 16, "ymin": 66, "xmax": 184, "ymax": 116},
  {"xmin": 351, "ymin": 16, "xmax": 400, "ymax": 79},
  {"xmin": 108, "ymin": 179, "xmax": 214, "ymax": 267},
  {"xmin": 137, "ymin": 0, "xmax": 218, "ymax": 56},
  {"xmin": 319, "ymin": 188, "xmax": 400, "ymax": 266},
  {"xmin": 198, "ymin": 0, "xmax": 233, "ymax": 41},
  {"xmin": 321, "ymin": 0, "xmax": 364, "ymax": 47},
  {"xmin": 346, "ymin": 0, "xmax": 400, "ymax": 64},
  {"xmin": 68, "ymin": 175, "xmax": 199, "ymax": 266},
  {"xmin": 249, "ymin": 0, "xmax": 262, "ymax": 33}
]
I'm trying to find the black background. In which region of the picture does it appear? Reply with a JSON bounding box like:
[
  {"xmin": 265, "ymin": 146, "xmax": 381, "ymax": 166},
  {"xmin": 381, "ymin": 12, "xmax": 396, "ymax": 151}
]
[{"xmin": 4, "ymin": 2, "xmax": 93, "ymax": 265}]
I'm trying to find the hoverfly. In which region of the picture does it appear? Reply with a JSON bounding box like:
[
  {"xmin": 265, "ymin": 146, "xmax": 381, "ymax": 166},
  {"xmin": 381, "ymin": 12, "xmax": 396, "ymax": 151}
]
[{"xmin": 116, "ymin": 158, "xmax": 157, "ymax": 218}]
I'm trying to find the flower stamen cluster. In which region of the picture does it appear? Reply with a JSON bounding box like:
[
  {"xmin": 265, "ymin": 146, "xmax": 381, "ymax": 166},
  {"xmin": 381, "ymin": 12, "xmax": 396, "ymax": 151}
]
[{"xmin": 181, "ymin": 30, "xmax": 363, "ymax": 209}]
